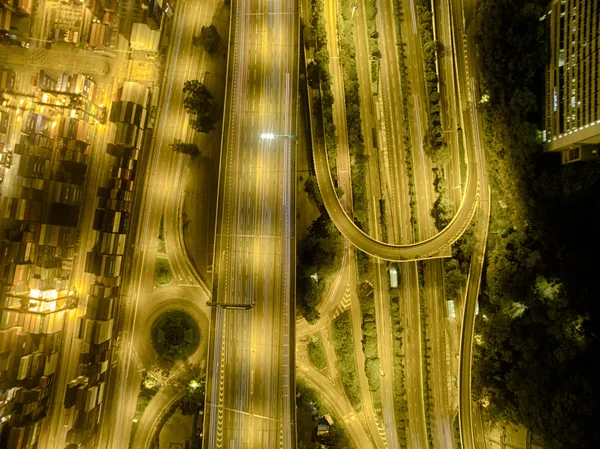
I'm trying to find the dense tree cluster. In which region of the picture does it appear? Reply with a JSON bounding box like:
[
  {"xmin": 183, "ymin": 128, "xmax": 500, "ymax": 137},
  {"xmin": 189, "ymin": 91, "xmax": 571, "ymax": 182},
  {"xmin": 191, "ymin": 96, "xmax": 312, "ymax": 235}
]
[
  {"xmin": 415, "ymin": 0, "xmax": 448, "ymax": 165},
  {"xmin": 418, "ymin": 263, "xmax": 434, "ymax": 447},
  {"xmin": 331, "ymin": 312, "xmax": 362, "ymax": 408},
  {"xmin": 193, "ymin": 25, "xmax": 221, "ymax": 54},
  {"xmin": 171, "ymin": 139, "xmax": 200, "ymax": 158},
  {"xmin": 358, "ymin": 285, "xmax": 381, "ymax": 409},
  {"xmin": 473, "ymin": 1, "xmax": 600, "ymax": 447},
  {"xmin": 389, "ymin": 288, "xmax": 408, "ymax": 446},
  {"xmin": 338, "ymin": 0, "xmax": 369, "ymax": 235},
  {"xmin": 391, "ymin": 0, "xmax": 419, "ymax": 239},
  {"xmin": 182, "ymin": 80, "xmax": 221, "ymax": 133},
  {"xmin": 296, "ymin": 379, "xmax": 353, "ymax": 448},
  {"xmin": 430, "ymin": 166, "xmax": 453, "ymax": 230},
  {"xmin": 444, "ymin": 223, "xmax": 476, "ymax": 301},
  {"xmin": 364, "ymin": 0, "xmax": 381, "ymax": 83},
  {"xmin": 309, "ymin": 0, "xmax": 339, "ymax": 183},
  {"xmin": 297, "ymin": 211, "xmax": 342, "ymax": 323}
]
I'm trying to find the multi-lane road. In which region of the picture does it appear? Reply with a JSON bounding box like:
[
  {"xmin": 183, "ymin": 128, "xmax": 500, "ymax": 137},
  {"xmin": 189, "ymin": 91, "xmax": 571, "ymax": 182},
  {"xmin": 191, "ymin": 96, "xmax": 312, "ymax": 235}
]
[
  {"xmin": 98, "ymin": 0, "xmax": 222, "ymax": 446},
  {"xmin": 202, "ymin": 0, "xmax": 298, "ymax": 448},
  {"xmin": 312, "ymin": 90, "xmax": 479, "ymax": 261}
]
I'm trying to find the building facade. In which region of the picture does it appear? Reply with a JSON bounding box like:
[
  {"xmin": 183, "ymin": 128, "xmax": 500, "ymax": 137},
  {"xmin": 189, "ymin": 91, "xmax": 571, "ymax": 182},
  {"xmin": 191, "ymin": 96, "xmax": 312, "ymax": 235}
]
[{"xmin": 544, "ymin": 0, "xmax": 600, "ymax": 163}]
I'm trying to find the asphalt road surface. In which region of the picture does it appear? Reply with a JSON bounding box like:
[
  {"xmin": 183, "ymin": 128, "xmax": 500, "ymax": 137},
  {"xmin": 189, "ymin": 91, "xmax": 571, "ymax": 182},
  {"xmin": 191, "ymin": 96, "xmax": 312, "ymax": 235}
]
[
  {"xmin": 202, "ymin": 0, "xmax": 298, "ymax": 448},
  {"xmin": 99, "ymin": 0, "xmax": 221, "ymax": 445}
]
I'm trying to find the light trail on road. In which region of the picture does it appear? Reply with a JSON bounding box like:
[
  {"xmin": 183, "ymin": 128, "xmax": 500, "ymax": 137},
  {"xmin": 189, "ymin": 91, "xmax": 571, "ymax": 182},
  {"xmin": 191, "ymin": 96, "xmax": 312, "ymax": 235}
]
[{"xmin": 203, "ymin": 0, "xmax": 298, "ymax": 448}]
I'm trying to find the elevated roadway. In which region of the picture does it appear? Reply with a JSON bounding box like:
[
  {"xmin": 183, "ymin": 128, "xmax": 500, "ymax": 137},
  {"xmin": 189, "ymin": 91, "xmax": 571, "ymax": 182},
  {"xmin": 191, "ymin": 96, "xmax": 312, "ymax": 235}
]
[
  {"xmin": 202, "ymin": 0, "xmax": 298, "ymax": 448},
  {"xmin": 312, "ymin": 108, "xmax": 479, "ymax": 260},
  {"xmin": 446, "ymin": 0, "xmax": 491, "ymax": 447}
]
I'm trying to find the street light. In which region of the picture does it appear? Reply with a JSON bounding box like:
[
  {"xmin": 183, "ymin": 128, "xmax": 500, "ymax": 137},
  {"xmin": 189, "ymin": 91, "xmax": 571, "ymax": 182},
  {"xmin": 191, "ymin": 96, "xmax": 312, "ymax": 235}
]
[{"xmin": 260, "ymin": 133, "xmax": 275, "ymax": 139}]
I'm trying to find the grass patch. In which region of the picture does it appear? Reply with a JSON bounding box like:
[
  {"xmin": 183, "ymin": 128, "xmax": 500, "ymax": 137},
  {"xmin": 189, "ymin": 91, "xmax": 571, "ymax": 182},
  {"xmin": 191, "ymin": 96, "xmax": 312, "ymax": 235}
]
[
  {"xmin": 308, "ymin": 334, "xmax": 328, "ymax": 370},
  {"xmin": 158, "ymin": 215, "xmax": 166, "ymax": 253},
  {"xmin": 155, "ymin": 258, "xmax": 173, "ymax": 285},
  {"xmin": 331, "ymin": 311, "xmax": 362, "ymax": 409}
]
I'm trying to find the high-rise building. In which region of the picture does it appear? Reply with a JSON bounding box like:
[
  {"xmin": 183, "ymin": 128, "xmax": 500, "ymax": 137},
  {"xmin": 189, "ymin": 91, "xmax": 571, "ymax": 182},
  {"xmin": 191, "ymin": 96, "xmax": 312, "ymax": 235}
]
[{"xmin": 544, "ymin": 0, "xmax": 600, "ymax": 164}]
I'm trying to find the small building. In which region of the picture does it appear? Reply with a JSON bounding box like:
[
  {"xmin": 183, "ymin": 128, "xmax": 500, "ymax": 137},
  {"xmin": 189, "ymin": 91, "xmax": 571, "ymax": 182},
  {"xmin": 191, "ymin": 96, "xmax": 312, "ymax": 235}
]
[{"xmin": 316, "ymin": 415, "xmax": 334, "ymax": 437}]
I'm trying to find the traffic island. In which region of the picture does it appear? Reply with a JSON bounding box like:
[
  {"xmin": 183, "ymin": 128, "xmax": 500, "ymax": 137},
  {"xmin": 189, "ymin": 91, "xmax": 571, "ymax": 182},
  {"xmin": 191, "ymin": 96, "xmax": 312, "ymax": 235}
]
[
  {"xmin": 155, "ymin": 257, "xmax": 173, "ymax": 285},
  {"xmin": 151, "ymin": 311, "xmax": 201, "ymax": 362}
]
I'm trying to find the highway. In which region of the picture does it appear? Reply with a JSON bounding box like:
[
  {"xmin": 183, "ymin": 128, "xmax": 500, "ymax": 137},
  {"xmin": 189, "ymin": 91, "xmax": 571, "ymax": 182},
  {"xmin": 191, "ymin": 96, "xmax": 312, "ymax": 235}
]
[
  {"xmin": 310, "ymin": 0, "xmax": 480, "ymax": 262},
  {"xmin": 296, "ymin": 361, "xmax": 373, "ymax": 449},
  {"xmin": 202, "ymin": 0, "xmax": 298, "ymax": 448},
  {"xmin": 311, "ymin": 95, "xmax": 478, "ymax": 261},
  {"xmin": 318, "ymin": 1, "xmax": 388, "ymax": 447},
  {"xmin": 322, "ymin": 0, "xmax": 353, "ymax": 213},
  {"xmin": 97, "ymin": 0, "xmax": 222, "ymax": 446},
  {"xmin": 445, "ymin": 0, "xmax": 491, "ymax": 447},
  {"xmin": 352, "ymin": 1, "xmax": 405, "ymax": 448},
  {"xmin": 130, "ymin": 290, "xmax": 211, "ymax": 448}
]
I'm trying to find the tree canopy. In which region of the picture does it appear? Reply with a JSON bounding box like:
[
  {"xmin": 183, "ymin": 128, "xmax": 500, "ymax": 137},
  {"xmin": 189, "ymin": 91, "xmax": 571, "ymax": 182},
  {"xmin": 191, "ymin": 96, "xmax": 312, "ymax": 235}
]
[
  {"xmin": 193, "ymin": 25, "xmax": 221, "ymax": 54},
  {"xmin": 171, "ymin": 139, "xmax": 200, "ymax": 158},
  {"xmin": 473, "ymin": 1, "xmax": 600, "ymax": 448},
  {"xmin": 182, "ymin": 80, "xmax": 221, "ymax": 133}
]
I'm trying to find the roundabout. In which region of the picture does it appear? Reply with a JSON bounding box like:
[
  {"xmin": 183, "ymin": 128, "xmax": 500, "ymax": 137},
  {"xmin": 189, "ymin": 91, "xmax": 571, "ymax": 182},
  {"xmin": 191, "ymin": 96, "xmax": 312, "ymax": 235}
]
[{"xmin": 151, "ymin": 310, "xmax": 201, "ymax": 362}]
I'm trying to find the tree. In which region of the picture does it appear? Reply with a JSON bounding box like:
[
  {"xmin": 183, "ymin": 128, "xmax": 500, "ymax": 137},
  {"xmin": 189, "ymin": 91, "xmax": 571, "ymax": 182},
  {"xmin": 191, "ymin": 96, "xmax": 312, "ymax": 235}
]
[
  {"xmin": 140, "ymin": 363, "xmax": 171, "ymax": 392},
  {"xmin": 193, "ymin": 25, "xmax": 221, "ymax": 54},
  {"xmin": 182, "ymin": 80, "xmax": 221, "ymax": 133},
  {"xmin": 185, "ymin": 376, "xmax": 206, "ymax": 406},
  {"xmin": 171, "ymin": 139, "xmax": 200, "ymax": 158}
]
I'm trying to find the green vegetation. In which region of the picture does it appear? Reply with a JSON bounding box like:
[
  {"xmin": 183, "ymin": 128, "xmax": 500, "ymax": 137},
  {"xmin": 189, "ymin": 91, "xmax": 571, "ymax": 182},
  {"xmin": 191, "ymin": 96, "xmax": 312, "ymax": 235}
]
[
  {"xmin": 389, "ymin": 288, "xmax": 408, "ymax": 446},
  {"xmin": 151, "ymin": 310, "xmax": 201, "ymax": 361},
  {"xmin": 444, "ymin": 222, "xmax": 475, "ymax": 301},
  {"xmin": 193, "ymin": 25, "xmax": 221, "ymax": 54},
  {"xmin": 390, "ymin": 1, "xmax": 419, "ymax": 240},
  {"xmin": 444, "ymin": 222, "xmax": 476, "ymax": 300},
  {"xmin": 184, "ymin": 375, "xmax": 206, "ymax": 407},
  {"xmin": 378, "ymin": 198, "xmax": 388, "ymax": 243},
  {"xmin": 298, "ymin": 21, "xmax": 344, "ymax": 324},
  {"xmin": 331, "ymin": 311, "xmax": 361, "ymax": 408},
  {"xmin": 307, "ymin": 334, "xmax": 328, "ymax": 370},
  {"xmin": 130, "ymin": 365, "xmax": 168, "ymax": 440},
  {"xmin": 414, "ymin": 0, "xmax": 448, "ymax": 165},
  {"xmin": 338, "ymin": 0, "xmax": 369, "ymax": 235},
  {"xmin": 431, "ymin": 166, "xmax": 454, "ymax": 231},
  {"xmin": 418, "ymin": 263, "xmax": 434, "ymax": 447},
  {"xmin": 297, "ymin": 212, "xmax": 343, "ymax": 323},
  {"xmin": 364, "ymin": 0, "xmax": 381, "ymax": 84},
  {"xmin": 182, "ymin": 80, "xmax": 221, "ymax": 133},
  {"xmin": 155, "ymin": 258, "xmax": 173, "ymax": 285},
  {"xmin": 171, "ymin": 139, "xmax": 200, "ymax": 158},
  {"xmin": 453, "ymin": 415, "xmax": 462, "ymax": 449},
  {"xmin": 472, "ymin": 1, "xmax": 600, "ymax": 448},
  {"xmin": 358, "ymin": 283, "xmax": 381, "ymax": 411},
  {"xmin": 309, "ymin": 0, "xmax": 339, "ymax": 185},
  {"xmin": 296, "ymin": 378, "xmax": 354, "ymax": 448},
  {"xmin": 356, "ymin": 250, "xmax": 370, "ymax": 280},
  {"xmin": 158, "ymin": 215, "xmax": 166, "ymax": 253}
]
